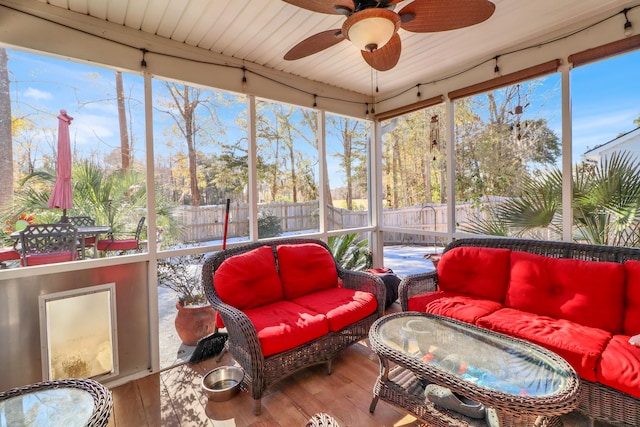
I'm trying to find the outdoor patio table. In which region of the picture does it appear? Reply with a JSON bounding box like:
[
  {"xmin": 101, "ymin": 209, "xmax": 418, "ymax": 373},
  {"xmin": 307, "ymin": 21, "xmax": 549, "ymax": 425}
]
[
  {"xmin": 0, "ymin": 378, "xmax": 112, "ymax": 427},
  {"xmin": 368, "ymin": 312, "xmax": 581, "ymax": 427},
  {"xmin": 11, "ymin": 225, "xmax": 111, "ymax": 260}
]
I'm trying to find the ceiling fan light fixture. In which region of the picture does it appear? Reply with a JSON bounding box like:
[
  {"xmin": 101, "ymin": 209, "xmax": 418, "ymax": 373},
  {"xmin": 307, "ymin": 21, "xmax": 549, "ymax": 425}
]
[{"xmin": 343, "ymin": 8, "xmax": 400, "ymax": 52}]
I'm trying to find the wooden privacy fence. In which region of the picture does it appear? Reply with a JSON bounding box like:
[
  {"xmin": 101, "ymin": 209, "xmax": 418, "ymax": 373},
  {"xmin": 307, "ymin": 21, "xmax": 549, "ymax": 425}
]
[
  {"xmin": 173, "ymin": 201, "xmax": 487, "ymax": 245},
  {"xmin": 173, "ymin": 201, "xmax": 319, "ymax": 243}
]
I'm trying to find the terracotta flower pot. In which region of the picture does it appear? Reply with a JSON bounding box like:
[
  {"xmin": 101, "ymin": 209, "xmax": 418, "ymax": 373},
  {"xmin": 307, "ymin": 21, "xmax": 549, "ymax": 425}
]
[{"xmin": 174, "ymin": 300, "xmax": 216, "ymax": 346}]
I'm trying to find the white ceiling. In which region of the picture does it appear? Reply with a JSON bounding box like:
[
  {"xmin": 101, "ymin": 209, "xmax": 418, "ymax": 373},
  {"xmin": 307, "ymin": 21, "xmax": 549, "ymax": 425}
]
[{"xmin": 33, "ymin": 0, "xmax": 638, "ymax": 100}]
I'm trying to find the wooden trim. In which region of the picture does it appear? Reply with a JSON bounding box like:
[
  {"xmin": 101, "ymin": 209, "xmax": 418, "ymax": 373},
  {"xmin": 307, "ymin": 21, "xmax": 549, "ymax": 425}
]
[
  {"xmin": 569, "ymin": 34, "xmax": 640, "ymax": 67},
  {"xmin": 448, "ymin": 59, "xmax": 562, "ymax": 100},
  {"xmin": 375, "ymin": 95, "xmax": 444, "ymax": 121}
]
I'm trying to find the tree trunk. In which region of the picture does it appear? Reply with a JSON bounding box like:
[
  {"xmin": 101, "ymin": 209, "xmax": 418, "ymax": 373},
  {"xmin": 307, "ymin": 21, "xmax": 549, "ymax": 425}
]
[
  {"xmin": 186, "ymin": 122, "xmax": 201, "ymax": 206},
  {"xmin": 115, "ymin": 71, "xmax": 130, "ymax": 171}
]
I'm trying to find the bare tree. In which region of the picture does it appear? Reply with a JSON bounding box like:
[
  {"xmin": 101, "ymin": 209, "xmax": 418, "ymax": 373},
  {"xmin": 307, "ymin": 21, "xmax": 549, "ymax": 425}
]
[
  {"xmin": 161, "ymin": 83, "xmax": 210, "ymax": 206},
  {"xmin": 115, "ymin": 71, "xmax": 131, "ymax": 171}
]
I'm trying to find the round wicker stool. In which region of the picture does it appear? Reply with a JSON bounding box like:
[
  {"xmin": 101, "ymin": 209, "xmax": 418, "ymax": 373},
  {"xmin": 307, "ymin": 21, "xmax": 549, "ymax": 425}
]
[{"xmin": 306, "ymin": 412, "xmax": 340, "ymax": 427}]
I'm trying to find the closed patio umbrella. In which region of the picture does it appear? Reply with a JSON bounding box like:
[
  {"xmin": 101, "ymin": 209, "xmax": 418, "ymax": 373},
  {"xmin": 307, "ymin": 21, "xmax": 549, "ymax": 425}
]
[{"xmin": 47, "ymin": 109, "xmax": 74, "ymax": 223}]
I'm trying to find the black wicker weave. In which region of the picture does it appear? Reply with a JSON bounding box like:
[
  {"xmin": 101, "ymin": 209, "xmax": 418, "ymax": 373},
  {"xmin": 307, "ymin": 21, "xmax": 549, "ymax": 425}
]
[
  {"xmin": 398, "ymin": 237, "xmax": 640, "ymax": 427},
  {"xmin": 202, "ymin": 237, "xmax": 386, "ymax": 415},
  {"xmin": 0, "ymin": 377, "xmax": 112, "ymax": 426}
]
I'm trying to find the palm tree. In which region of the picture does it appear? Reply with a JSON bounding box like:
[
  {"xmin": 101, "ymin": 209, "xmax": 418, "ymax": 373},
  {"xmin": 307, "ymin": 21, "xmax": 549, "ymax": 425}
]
[
  {"xmin": 327, "ymin": 233, "xmax": 372, "ymax": 271},
  {"xmin": 2, "ymin": 160, "xmax": 177, "ymax": 244},
  {"xmin": 462, "ymin": 151, "xmax": 640, "ymax": 246}
]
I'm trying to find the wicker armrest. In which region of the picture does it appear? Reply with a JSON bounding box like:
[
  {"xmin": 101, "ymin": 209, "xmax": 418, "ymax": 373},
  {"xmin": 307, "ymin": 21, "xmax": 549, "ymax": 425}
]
[
  {"xmin": 398, "ymin": 271, "xmax": 438, "ymax": 311},
  {"xmin": 208, "ymin": 293, "xmax": 263, "ymax": 359},
  {"xmin": 340, "ymin": 269, "xmax": 386, "ymax": 317}
]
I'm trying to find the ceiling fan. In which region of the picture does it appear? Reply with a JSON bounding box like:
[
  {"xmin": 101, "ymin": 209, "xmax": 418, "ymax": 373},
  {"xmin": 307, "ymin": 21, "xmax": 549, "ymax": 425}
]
[{"xmin": 283, "ymin": 0, "xmax": 496, "ymax": 71}]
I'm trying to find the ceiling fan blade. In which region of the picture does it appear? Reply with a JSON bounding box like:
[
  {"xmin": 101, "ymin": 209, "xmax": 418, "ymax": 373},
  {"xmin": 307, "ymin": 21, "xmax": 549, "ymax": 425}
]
[
  {"xmin": 399, "ymin": 0, "xmax": 495, "ymax": 33},
  {"xmin": 282, "ymin": 0, "xmax": 354, "ymax": 15},
  {"xmin": 361, "ymin": 33, "xmax": 401, "ymax": 71},
  {"xmin": 284, "ymin": 29, "xmax": 346, "ymax": 60}
]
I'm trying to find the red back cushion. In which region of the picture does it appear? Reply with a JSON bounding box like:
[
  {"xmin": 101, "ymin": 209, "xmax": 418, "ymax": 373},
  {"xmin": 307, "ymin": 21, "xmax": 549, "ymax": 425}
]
[
  {"xmin": 277, "ymin": 243, "xmax": 339, "ymax": 300},
  {"xmin": 623, "ymin": 261, "xmax": 640, "ymax": 335},
  {"xmin": 437, "ymin": 247, "xmax": 511, "ymax": 302},
  {"xmin": 506, "ymin": 251, "xmax": 625, "ymax": 334},
  {"xmin": 213, "ymin": 246, "xmax": 283, "ymax": 310}
]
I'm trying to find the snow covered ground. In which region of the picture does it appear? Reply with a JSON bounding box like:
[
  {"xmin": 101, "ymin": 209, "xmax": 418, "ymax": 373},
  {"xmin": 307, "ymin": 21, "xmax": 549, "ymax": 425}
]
[{"xmin": 382, "ymin": 245, "xmax": 439, "ymax": 278}]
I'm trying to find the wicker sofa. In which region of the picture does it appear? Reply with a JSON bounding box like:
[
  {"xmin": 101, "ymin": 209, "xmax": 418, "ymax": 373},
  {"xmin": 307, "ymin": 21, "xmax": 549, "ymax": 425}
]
[
  {"xmin": 202, "ymin": 238, "xmax": 385, "ymax": 415},
  {"xmin": 399, "ymin": 237, "xmax": 640, "ymax": 426}
]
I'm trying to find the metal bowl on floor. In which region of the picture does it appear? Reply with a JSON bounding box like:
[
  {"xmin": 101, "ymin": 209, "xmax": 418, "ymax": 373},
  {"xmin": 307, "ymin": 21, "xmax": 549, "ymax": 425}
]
[{"xmin": 201, "ymin": 366, "xmax": 244, "ymax": 402}]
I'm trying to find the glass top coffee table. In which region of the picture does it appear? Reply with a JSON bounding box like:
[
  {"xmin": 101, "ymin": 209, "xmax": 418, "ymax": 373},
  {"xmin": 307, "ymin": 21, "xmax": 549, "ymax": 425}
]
[{"xmin": 368, "ymin": 312, "xmax": 581, "ymax": 427}]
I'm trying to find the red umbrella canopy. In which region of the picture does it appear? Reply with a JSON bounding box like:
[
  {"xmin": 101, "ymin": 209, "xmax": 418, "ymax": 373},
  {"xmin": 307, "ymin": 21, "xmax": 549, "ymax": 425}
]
[{"xmin": 47, "ymin": 109, "xmax": 74, "ymax": 217}]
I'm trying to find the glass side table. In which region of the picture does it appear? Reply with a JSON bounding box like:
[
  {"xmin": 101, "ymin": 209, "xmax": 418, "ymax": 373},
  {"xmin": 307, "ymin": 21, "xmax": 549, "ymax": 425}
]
[{"xmin": 0, "ymin": 378, "xmax": 112, "ymax": 427}]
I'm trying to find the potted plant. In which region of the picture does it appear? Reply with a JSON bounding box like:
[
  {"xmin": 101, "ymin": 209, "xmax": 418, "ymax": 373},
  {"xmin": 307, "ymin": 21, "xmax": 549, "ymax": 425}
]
[{"xmin": 157, "ymin": 254, "xmax": 215, "ymax": 346}]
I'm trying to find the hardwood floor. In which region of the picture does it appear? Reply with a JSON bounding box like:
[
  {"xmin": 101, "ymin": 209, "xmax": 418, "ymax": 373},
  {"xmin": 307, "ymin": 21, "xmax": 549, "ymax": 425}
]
[
  {"xmin": 107, "ymin": 339, "xmax": 425, "ymax": 427},
  {"xmin": 107, "ymin": 303, "xmax": 613, "ymax": 427}
]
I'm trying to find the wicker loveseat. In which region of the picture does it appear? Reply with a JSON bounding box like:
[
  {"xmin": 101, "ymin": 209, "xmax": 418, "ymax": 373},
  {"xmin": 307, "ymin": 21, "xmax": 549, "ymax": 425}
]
[
  {"xmin": 202, "ymin": 238, "xmax": 386, "ymax": 415},
  {"xmin": 399, "ymin": 237, "xmax": 640, "ymax": 426}
]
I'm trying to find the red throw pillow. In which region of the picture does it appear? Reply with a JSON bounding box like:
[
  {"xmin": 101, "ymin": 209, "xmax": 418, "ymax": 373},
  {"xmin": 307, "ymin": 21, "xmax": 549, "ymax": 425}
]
[
  {"xmin": 623, "ymin": 260, "xmax": 640, "ymax": 335},
  {"xmin": 213, "ymin": 246, "xmax": 283, "ymax": 310},
  {"xmin": 277, "ymin": 243, "xmax": 338, "ymax": 300},
  {"xmin": 505, "ymin": 251, "xmax": 625, "ymax": 334},
  {"xmin": 437, "ymin": 247, "xmax": 511, "ymax": 302}
]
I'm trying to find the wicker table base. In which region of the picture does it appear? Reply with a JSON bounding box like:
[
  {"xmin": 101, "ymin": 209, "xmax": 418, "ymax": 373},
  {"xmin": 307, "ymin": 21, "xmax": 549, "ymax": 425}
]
[{"xmin": 371, "ymin": 365, "xmax": 563, "ymax": 427}]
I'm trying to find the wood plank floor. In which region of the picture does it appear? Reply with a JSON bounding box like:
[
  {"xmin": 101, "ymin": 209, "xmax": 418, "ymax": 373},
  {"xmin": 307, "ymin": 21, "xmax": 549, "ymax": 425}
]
[
  {"xmin": 107, "ymin": 339, "xmax": 427, "ymax": 427},
  {"xmin": 106, "ymin": 304, "xmax": 614, "ymax": 427}
]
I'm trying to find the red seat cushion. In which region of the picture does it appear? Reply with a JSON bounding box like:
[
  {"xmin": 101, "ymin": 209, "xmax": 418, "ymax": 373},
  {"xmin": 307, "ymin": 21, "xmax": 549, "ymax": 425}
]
[
  {"xmin": 214, "ymin": 246, "xmax": 283, "ymax": 310},
  {"xmin": 22, "ymin": 251, "xmax": 77, "ymax": 266},
  {"xmin": 244, "ymin": 300, "xmax": 328, "ymax": 357},
  {"xmin": 596, "ymin": 335, "xmax": 640, "ymax": 399},
  {"xmin": 291, "ymin": 287, "xmax": 377, "ymax": 332},
  {"xmin": 82, "ymin": 236, "xmax": 96, "ymax": 247},
  {"xmin": 97, "ymin": 238, "xmax": 138, "ymax": 251},
  {"xmin": 277, "ymin": 243, "xmax": 338, "ymax": 300},
  {"xmin": 506, "ymin": 251, "xmax": 625, "ymax": 334},
  {"xmin": 437, "ymin": 247, "xmax": 511, "ymax": 302},
  {"xmin": 623, "ymin": 261, "xmax": 640, "ymax": 336},
  {"xmin": 409, "ymin": 291, "xmax": 503, "ymax": 324},
  {"xmin": 0, "ymin": 247, "xmax": 20, "ymax": 261},
  {"xmin": 477, "ymin": 308, "xmax": 611, "ymax": 382}
]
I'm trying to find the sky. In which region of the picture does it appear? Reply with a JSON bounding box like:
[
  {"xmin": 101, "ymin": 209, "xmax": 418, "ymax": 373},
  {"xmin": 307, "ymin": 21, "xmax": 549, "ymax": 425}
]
[
  {"xmin": 6, "ymin": 46, "xmax": 640, "ymax": 175},
  {"xmin": 571, "ymin": 50, "xmax": 640, "ymax": 155}
]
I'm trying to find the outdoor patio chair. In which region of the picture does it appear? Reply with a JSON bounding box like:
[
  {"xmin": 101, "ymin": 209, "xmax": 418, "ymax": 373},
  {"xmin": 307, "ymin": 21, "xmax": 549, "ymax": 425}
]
[
  {"xmin": 19, "ymin": 223, "xmax": 78, "ymax": 266},
  {"xmin": 68, "ymin": 215, "xmax": 96, "ymax": 257},
  {"xmin": 97, "ymin": 216, "xmax": 145, "ymax": 254}
]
